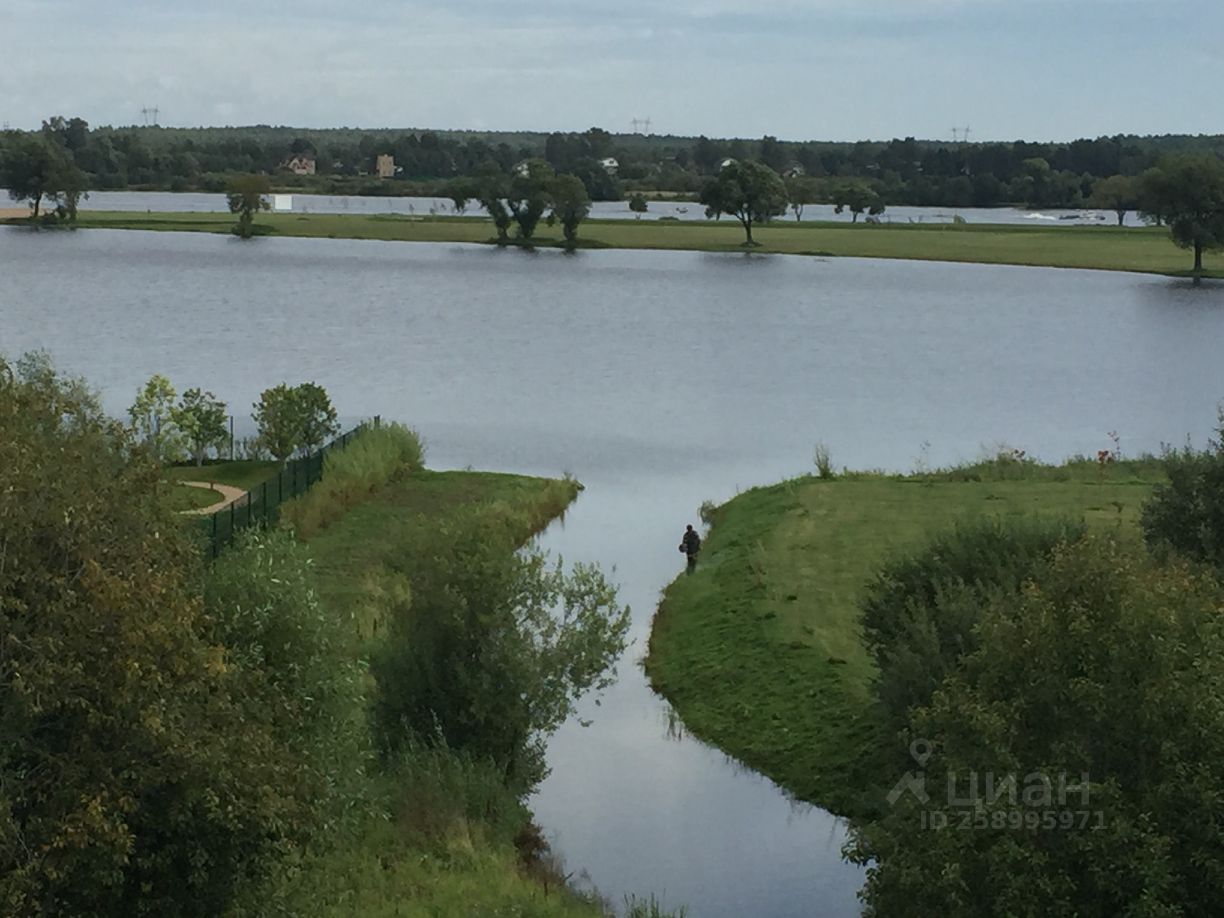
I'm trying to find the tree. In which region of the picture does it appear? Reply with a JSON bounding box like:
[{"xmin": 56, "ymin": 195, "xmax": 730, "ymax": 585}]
[
  {"xmin": 295, "ymin": 382, "xmax": 339, "ymax": 453},
  {"xmin": 372, "ymin": 515, "xmax": 630, "ymax": 793},
  {"xmin": 252, "ymin": 382, "xmax": 338, "ymax": 463},
  {"xmin": 445, "ymin": 176, "xmax": 473, "ymax": 215},
  {"xmin": 507, "ymin": 159, "xmax": 555, "ymax": 240},
  {"xmin": 785, "ymin": 175, "xmax": 820, "ymax": 222},
  {"xmin": 129, "ymin": 374, "xmax": 184, "ymax": 462},
  {"xmin": 628, "ymin": 192, "xmax": 649, "ymax": 218},
  {"xmin": 0, "ymin": 133, "xmax": 86, "ymax": 221},
  {"xmin": 1090, "ymin": 174, "xmax": 1139, "ymax": 226},
  {"xmin": 850, "ymin": 536, "xmax": 1224, "ymax": 916},
  {"xmin": 0, "ymin": 354, "xmax": 327, "ymax": 916},
  {"xmin": 1139, "ymin": 155, "xmax": 1224, "ymax": 277},
  {"xmin": 253, "ymin": 383, "xmax": 302, "ymax": 463},
  {"xmin": 474, "ymin": 171, "xmax": 513, "ymax": 241},
  {"xmin": 226, "ymin": 173, "xmax": 271, "ymax": 239},
  {"xmin": 175, "ymin": 388, "xmax": 228, "ymax": 466},
  {"xmin": 549, "ymin": 173, "xmax": 590, "ymax": 245},
  {"xmin": 698, "ymin": 159, "xmax": 788, "ymax": 245},
  {"xmin": 1141, "ymin": 410, "xmax": 1224, "ymax": 570},
  {"xmin": 832, "ymin": 180, "xmax": 885, "ymax": 223}
]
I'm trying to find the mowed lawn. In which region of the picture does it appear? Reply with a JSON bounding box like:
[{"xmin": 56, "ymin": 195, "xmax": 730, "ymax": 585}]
[
  {"xmin": 645, "ymin": 460, "xmax": 1164, "ymax": 819},
  {"xmin": 64, "ymin": 210, "xmax": 1219, "ymax": 278}
]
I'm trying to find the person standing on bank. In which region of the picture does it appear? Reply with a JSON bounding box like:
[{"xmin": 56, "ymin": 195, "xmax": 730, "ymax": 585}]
[{"xmin": 679, "ymin": 524, "xmax": 701, "ymax": 568}]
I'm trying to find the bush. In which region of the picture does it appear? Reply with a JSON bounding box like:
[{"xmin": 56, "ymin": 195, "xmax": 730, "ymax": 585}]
[
  {"xmin": 278, "ymin": 422, "xmax": 425, "ymax": 538},
  {"xmin": 813, "ymin": 441, "xmax": 835, "ymax": 479},
  {"xmin": 371, "ymin": 514, "xmax": 629, "ymax": 794},
  {"xmin": 861, "ymin": 517, "xmax": 1086, "ymax": 730},
  {"xmin": 851, "ymin": 537, "xmax": 1224, "ymax": 916},
  {"xmin": 0, "ymin": 354, "xmax": 310, "ymax": 916},
  {"xmin": 1142, "ymin": 424, "xmax": 1224, "ymax": 570}
]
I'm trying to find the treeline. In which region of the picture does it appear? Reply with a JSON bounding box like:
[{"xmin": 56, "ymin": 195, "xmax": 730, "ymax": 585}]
[{"xmin": 4, "ymin": 115, "xmax": 1224, "ymax": 208}]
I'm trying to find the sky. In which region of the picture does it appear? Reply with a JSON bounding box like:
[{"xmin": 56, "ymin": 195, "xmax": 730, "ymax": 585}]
[{"xmin": 1, "ymin": 0, "xmax": 1220, "ymax": 142}]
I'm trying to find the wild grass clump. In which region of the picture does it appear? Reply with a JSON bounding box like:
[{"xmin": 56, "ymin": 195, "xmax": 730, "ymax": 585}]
[
  {"xmin": 625, "ymin": 894, "xmax": 688, "ymax": 917},
  {"xmin": 279, "ymin": 422, "xmax": 424, "ymax": 538},
  {"xmin": 813, "ymin": 441, "xmax": 835, "ymax": 479}
]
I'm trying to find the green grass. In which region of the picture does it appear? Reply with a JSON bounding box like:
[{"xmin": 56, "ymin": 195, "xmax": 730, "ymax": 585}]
[
  {"xmin": 644, "ymin": 458, "xmax": 1166, "ymax": 819},
  {"xmin": 165, "ymin": 460, "xmax": 280, "ymax": 491},
  {"xmin": 164, "ymin": 481, "xmax": 224, "ymax": 512},
  {"xmin": 32, "ymin": 210, "xmax": 1222, "ymax": 278},
  {"xmin": 277, "ymin": 466, "xmax": 601, "ymax": 914}
]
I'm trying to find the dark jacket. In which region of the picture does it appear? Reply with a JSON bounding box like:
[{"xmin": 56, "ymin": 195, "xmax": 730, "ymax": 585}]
[{"xmin": 682, "ymin": 530, "xmax": 701, "ymax": 556}]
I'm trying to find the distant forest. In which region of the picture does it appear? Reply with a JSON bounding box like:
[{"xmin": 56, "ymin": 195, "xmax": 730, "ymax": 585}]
[{"xmin": 7, "ymin": 117, "xmax": 1224, "ymax": 209}]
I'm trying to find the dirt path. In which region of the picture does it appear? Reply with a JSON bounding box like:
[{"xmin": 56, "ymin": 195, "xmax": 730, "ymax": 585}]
[{"xmin": 178, "ymin": 481, "xmax": 247, "ymax": 515}]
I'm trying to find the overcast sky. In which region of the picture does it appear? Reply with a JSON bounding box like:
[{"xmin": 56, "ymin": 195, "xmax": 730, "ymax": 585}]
[{"xmin": 2, "ymin": 0, "xmax": 1219, "ymax": 142}]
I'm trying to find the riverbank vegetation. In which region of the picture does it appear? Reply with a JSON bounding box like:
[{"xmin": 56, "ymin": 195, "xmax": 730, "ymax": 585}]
[
  {"xmin": 650, "ymin": 432, "xmax": 1224, "ymax": 913},
  {"xmin": 0, "ymin": 353, "xmax": 656, "ymax": 916},
  {"xmin": 646, "ymin": 453, "xmax": 1165, "ymax": 818},
  {"xmin": 38, "ymin": 208, "xmax": 1222, "ymax": 278}
]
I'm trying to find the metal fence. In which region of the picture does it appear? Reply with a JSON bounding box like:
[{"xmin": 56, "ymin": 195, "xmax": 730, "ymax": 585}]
[{"xmin": 199, "ymin": 417, "xmax": 380, "ymax": 559}]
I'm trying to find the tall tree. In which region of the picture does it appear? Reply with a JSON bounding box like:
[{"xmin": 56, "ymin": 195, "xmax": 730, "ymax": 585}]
[
  {"xmin": 253, "ymin": 383, "xmax": 302, "ymax": 463},
  {"xmin": 225, "ymin": 173, "xmax": 271, "ymax": 239},
  {"xmin": 785, "ymin": 175, "xmax": 820, "ymax": 222},
  {"xmin": 474, "ymin": 171, "xmax": 513, "ymax": 241},
  {"xmin": 129, "ymin": 374, "xmax": 184, "ymax": 462},
  {"xmin": 295, "ymin": 382, "xmax": 339, "ymax": 453},
  {"xmin": 1090, "ymin": 174, "xmax": 1139, "ymax": 226},
  {"xmin": 832, "ymin": 180, "xmax": 885, "ymax": 223},
  {"xmin": 175, "ymin": 388, "xmax": 228, "ymax": 466},
  {"xmin": 699, "ymin": 160, "xmax": 788, "ymax": 245},
  {"xmin": 1139, "ymin": 155, "xmax": 1224, "ymax": 277},
  {"xmin": 0, "ymin": 133, "xmax": 86, "ymax": 221},
  {"xmin": 506, "ymin": 159, "xmax": 555, "ymax": 240},
  {"xmin": 549, "ymin": 173, "xmax": 591, "ymax": 245}
]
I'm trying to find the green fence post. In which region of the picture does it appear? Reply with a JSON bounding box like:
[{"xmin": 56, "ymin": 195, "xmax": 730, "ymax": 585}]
[
  {"xmin": 211, "ymin": 511, "xmax": 218, "ymax": 559},
  {"xmin": 262, "ymin": 481, "xmax": 268, "ymax": 523}
]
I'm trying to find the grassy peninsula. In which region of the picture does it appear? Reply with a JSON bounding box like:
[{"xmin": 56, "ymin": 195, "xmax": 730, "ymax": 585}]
[{"xmin": 645, "ymin": 456, "xmax": 1166, "ymax": 819}]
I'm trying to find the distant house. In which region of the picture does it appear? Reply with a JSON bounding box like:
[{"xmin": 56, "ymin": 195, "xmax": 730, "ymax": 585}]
[
  {"xmin": 282, "ymin": 153, "xmax": 316, "ymax": 176},
  {"xmin": 375, "ymin": 154, "xmax": 396, "ymax": 179},
  {"xmin": 782, "ymin": 164, "xmax": 805, "ymax": 179},
  {"xmin": 599, "ymin": 157, "xmax": 619, "ymax": 175},
  {"xmin": 719, "ymin": 157, "xmax": 737, "ymax": 171}
]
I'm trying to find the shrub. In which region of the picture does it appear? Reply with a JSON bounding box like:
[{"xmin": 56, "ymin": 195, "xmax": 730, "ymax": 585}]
[
  {"xmin": 1142, "ymin": 421, "xmax": 1224, "ymax": 570},
  {"xmin": 278, "ymin": 422, "xmax": 425, "ymax": 538},
  {"xmin": 371, "ymin": 514, "xmax": 629, "ymax": 794},
  {"xmin": 813, "ymin": 441, "xmax": 835, "ymax": 479},
  {"xmin": 861, "ymin": 516, "xmax": 1086, "ymax": 730},
  {"xmin": 851, "ymin": 537, "xmax": 1224, "ymax": 916},
  {"xmin": 0, "ymin": 354, "xmax": 308, "ymax": 916}
]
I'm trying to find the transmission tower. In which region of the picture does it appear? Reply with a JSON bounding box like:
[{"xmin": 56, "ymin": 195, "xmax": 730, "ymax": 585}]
[
  {"xmin": 141, "ymin": 106, "xmax": 160, "ymax": 126},
  {"xmin": 963, "ymin": 125, "xmax": 972, "ymax": 144}
]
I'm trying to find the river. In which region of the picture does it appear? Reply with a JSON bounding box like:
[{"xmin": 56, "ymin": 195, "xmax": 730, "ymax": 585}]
[{"xmin": 4, "ymin": 227, "xmax": 1223, "ymax": 915}]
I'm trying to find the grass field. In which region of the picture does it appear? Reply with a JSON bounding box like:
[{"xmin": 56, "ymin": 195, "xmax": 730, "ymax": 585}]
[
  {"xmin": 644, "ymin": 458, "xmax": 1166, "ymax": 819},
  {"xmin": 165, "ymin": 481, "xmax": 223, "ymax": 512},
  {"xmin": 33, "ymin": 210, "xmax": 1221, "ymax": 278},
  {"xmin": 164, "ymin": 459, "xmax": 280, "ymax": 491}
]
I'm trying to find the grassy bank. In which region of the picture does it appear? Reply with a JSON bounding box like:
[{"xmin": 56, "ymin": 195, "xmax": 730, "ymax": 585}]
[
  {"xmin": 24, "ymin": 209, "xmax": 1221, "ymax": 278},
  {"xmin": 273, "ymin": 450, "xmax": 597, "ymax": 915},
  {"xmin": 645, "ymin": 457, "xmax": 1166, "ymax": 819}
]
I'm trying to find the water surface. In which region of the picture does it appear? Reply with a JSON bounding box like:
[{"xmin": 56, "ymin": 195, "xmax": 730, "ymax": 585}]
[{"xmin": 4, "ymin": 228, "xmax": 1223, "ymax": 915}]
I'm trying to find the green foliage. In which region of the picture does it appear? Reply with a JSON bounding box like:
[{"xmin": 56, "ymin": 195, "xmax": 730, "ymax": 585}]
[
  {"xmin": 851, "ymin": 537, "xmax": 1224, "ymax": 916},
  {"xmin": 624, "ymin": 894, "xmax": 688, "ymax": 917},
  {"xmin": 202, "ymin": 529, "xmax": 368, "ymax": 836},
  {"xmin": 860, "ymin": 517, "xmax": 1087, "ymax": 734},
  {"xmin": 0, "ymin": 131, "xmax": 86, "ymax": 221},
  {"xmin": 785, "ymin": 175, "xmax": 821, "ymax": 221},
  {"xmin": 508, "ymin": 159, "xmax": 556, "ymax": 240},
  {"xmin": 699, "ymin": 159, "xmax": 788, "ymax": 244},
  {"xmin": 279, "ymin": 422, "xmax": 425, "ymax": 539},
  {"xmin": 1142, "ymin": 420, "xmax": 1224, "ymax": 570},
  {"xmin": 0, "ymin": 354, "xmax": 313, "ymax": 916},
  {"xmin": 1140, "ymin": 155, "xmax": 1224, "ymax": 274},
  {"xmin": 550, "ymin": 173, "xmax": 591, "ymax": 244},
  {"xmin": 628, "ymin": 191, "xmax": 649, "ymax": 215},
  {"xmin": 832, "ymin": 180, "xmax": 885, "ymax": 222},
  {"xmin": 175, "ymin": 387, "xmax": 228, "ymax": 466},
  {"xmin": 252, "ymin": 381, "xmax": 338, "ymax": 463},
  {"xmin": 226, "ymin": 173, "xmax": 271, "ymax": 238},
  {"xmin": 372, "ymin": 518, "xmax": 629, "ymax": 793},
  {"xmin": 813, "ymin": 441, "xmax": 835, "ymax": 479},
  {"xmin": 128, "ymin": 373, "xmax": 185, "ymax": 462},
  {"xmin": 474, "ymin": 170, "xmax": 513, "ymax": 240},
  {"xmin": 296, "ymin": 381, "xmax": 340, "ymax": 452},
  {"xmin": 1090, "ymin": 173, "xmax": 1139, "ymax": 225}
]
